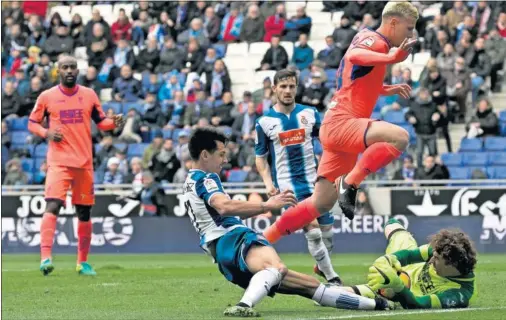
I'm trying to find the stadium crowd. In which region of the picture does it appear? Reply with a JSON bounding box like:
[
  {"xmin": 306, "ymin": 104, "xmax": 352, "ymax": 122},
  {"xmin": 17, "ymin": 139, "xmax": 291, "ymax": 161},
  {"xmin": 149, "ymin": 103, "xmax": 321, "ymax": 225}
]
[{"xmin": 1, "ymin": 1, "xmax": 506, "ymax": 188}]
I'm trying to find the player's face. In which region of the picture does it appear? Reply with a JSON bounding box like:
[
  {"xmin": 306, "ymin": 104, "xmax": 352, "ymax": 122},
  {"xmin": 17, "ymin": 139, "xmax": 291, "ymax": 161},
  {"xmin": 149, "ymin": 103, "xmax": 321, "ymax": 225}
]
[
  {"xmin": 207, "ymin": 141, "xmax": 227, "ymax": 174},
  {"xmin": 431, "ymin": 251, "xmax": 461, "ymax": 277},
  {"xmin": 391, "ymin": 16, "xmax": 417, "ymax": 47},
  {"xmin": 59, "ymin": 60, "xmax": 79, "ymax": 87},
  {"xmin": 273, "ymin": 77, "xmax": 297, "ymax": 107}
]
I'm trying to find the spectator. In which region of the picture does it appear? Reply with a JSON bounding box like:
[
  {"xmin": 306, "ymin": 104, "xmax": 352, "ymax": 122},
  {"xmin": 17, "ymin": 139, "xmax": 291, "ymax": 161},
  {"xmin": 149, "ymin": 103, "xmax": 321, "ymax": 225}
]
[
  {"xmin": 125, "ymin": 157, "xmax": 143, "ymax": 193},
  {"xmin": 425, "ymin": 14, "xmax": 450, "ymax": 53},
  {"xmin": 358, "ymin": 13, "xmax": 378, "ymax": 31},
  {"xmin": 466, "ymin": 98, "xmax": 500, "ymax": 138},
  {"xmin": 142, "ymin": 131, "xmax": 164, "ymax": 168},
  {"xmin": 175, "ymin": 130, "xmax": 190, "ymax": 161},
  {"xmin": 69, "ymin": 14, "xmax": 85, "ymax": 47},
  {"xmin": 355, "ymin": 190, "xmax": 374, "ymax": 215},
  {"xmin": 292, "ymin": 33, "xmax": 314, "ymax": 70},
  {"xmin": 148, "ymin": 11, "xmax": 174, "ymax": 45},
  {"xmin": 256, "ymin": 88, "xmax": 274, "ymax": 115},
  {"xmin": 97, "ymin": 57, "xmax": 115, "ymax": 87},
  {"xmin": 156, "ymin": 38, "xmax": 183, "ymax": 74},
  {"xmin": 422, "ymin": 67, "xmax": 447, "ymax": 106},
  {"xmin": 252, "ymin": 77, "xmax": 272, "ymax": 104},
  {"xmin": 112, "ymin": 39, "xmax": 136, "ymax": 75},
  {"xmin": 230, "ymin": 91, "xmax": 253, "ymax": 118},
  {"xmin": 455, "ymin": 29, "xmax": 473, "ymax": 57},
  {"xmin": 205, "ymin": 59, "xmax": 231, "ymax": 99},
  {"xmin": 184, "ymin": 91, "xmax": 213, "ymax": 128},
  {"xmin": 418, "ymin": 58, "xmax": 437, "ymax": 86},
  {"xmin": 94, "ymin": 135, "xmax": 117, "ymax": 168},
  {"xmin": 136, "ymin": 38, "xmax": 160, "ymax": 73},
  {"xmin": 1, "ymin": 121, "xmax": 11, "ymax": 149},
  {"xmin": 19, "ymin": 76, "xmax": 43, "ymax": 117},
  {"xmin": 115, "ymin": 150, "xmax": 129, "ymax": 176},
  {"xmin": 332, "ymin": 14, "xmax": 357, "ymax": 53},
  {"xmin": 436, "ymin": 102, "xmax": 454, "ymax": 153},
  {"xmin": 141, "ymin": 92, "xmax": 166, "ymax": 131},
  {"xmin": 87, "ymin": 23, "xmax": 113, "ymax": 69},
  {"xmin": 177, "ymin": 17, "xmax": 210, "ymax": 48},
  {"xmin": 5, "ymin": 24, "xmax": 26, "ymax": 54},
  {"xmin": 240, "ymin": 4, "xmax": 264, "ymax": 43},
  {"xmin": 436, "ymin": 43, "xmax": 457, "ymax": 79},
  {"xmin": 165, "ymin": 90, "xmax": 188, "ymax": 128},
  {"xmin": 143, "ymin": 73, "xmax": 161, "ymax": 97},
  {"xmin": 2, "ymin": 82, "xmax": 21, "ymax": 119},
  {"xmin": 170, "ymin": 1, "xmax": 192, "ymax": 35},
  {"xmin": 258, "ymin": 35, "xmax": 289, "ymax": 71},
  {"xmin": 456, "ymin": 15, "xmax": 479, "ymax": 43},
  {"xmin": 173, "ymin": 158, "xmax": 192, "ymax": 184},
  {"xmin": 232, "ymin": 101, "xmax": 259, "ymax": 141},
  {"xmin": 112, "ymin": 65, "xmax": 144, "ymax": 102},
  {"xmin": 159, "ymin": 74, "xmax": 183, "ymax": 103},
  {"xmin": 283, "ymin": 5, "xmax": 312, "ymax": 42},
  {"xmin": 415, "ymin": 155, "xmax": 449, "ymax": 185},
  {"xmin": 445, "ymin": 1, "xmax": 469, "ymax": 33},
  {"xmin": 33, "ymin": 160, "xmax": 47, "ymax": 185},
  {"xmin": 26, "ymin": 25, "xmax": 46, "ymax": 49},
  {"xmin": 430, "ymin": 30, "xmax": 450, "ymax": 58},
  {"xmin": 43, "ymin": 25, "xmax": 74, "ymax": 61},
  {"xmin": 446, "ymin": 56, "xmax": 471, "ymax": 121},
  {"xmin": 316, "ymin": 36, "xmax": 342, "ymax": 69},
  {"xmin": 103, "ymin": 157, "xmax": 124, "ymax": 185},
  {"xmin": 77, "ymin": 66, "xmax": 103, "ymax": 97},
  {"xmin": 84, "ymin": 9, "xmax": 112, "ymax": 44},
  {"xmin": 3, "ymin": 158, "xmax": 28, "ymax": 186},
  {"xmin": 197, "ymin": 47, "xmax": 218, "ymax": 76},
  {"xmin": 300, "ymin": 71, "xmax": 329, "ymax": 112},
  {"xmin": 25, "ymin": 14, "xmax": 43, "ymax": 35},
  {"xmin": 485, "ymin": 29, "xmax": 506, "ymax": 92},
  {"xmin": 465, "ymin": 37, "xmax": 491, "ymax": 105},
  {"xmin": 124, "ymin": 170, "xmax": 168, "ymax": 216},
  {"xmin": 181, "ymin": 38, "xmax": 205, "ymax": 75},
  {"xmin": 111, "ymin": 9, "xmax": 132, "ymax": 43},
  {"xmin": 472, "ymin": 1, "xmax": 495, "ymax": 35},
  {"xmin": 344, "ymin": 1, "xmax": 377, "ymax": 24},
  {"xmin": 132, "ymin": 10, "xmax": 154, "ymax": 46},
  {"xmin": 203, "ymin": 6, "xmax": 221, "ymax": 43},
  {"xmin": 2, "ymin": 1, "xmax": 24, "ymax": 25},
  {"xmin": 219, "ymin": 3, "xmax": 243, "ymax": 42},
  {"xmin": 211, "ymin": 91, "xmax": 235, "ymax": 127},
  {"xmin": 150, "ymin": 138, "xmax": 180, "ymax": 182},
  {"xmin": 405, "ymin": 88, "xmax": 441, "ymax": 166},
  {"xmin": 12, "ymin": 69, "xmax": 30, "ymax": 97},
  {"xmin": 118, "ymin": 108, "xmax": 143, "ymax": 143},
  {"xmin": 5, "ymin": 49, "xmax": 23, "ymax": 77},
  {"xmin": 498, "ymin": 12, "xmax": 506, "ymax": 38},
  {"xmin": 392, "ymin": 155, "xmax": 416, "ymax": 184},
  {"xmin": 264, "ymin": 3, "xmax": 285, "ymax": 42}
]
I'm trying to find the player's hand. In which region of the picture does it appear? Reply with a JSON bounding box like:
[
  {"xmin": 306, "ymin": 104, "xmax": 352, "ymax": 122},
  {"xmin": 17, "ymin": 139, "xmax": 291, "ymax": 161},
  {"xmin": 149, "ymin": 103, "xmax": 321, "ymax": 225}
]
[
  {"xmin": 389, "ymin": 38, "xmax": 417, "ymax": 63},
  {"xmin": 264, "ymin": 190, "xmax": 297, "ymax": 211},
  {"xmin": 431, "ymin": 113, "xmax": 441, "ymax": 122},
  {"xmin": 367, "ymin": 255, "xmax": 404, "ymax": 293},
  {"xmin": 385, "ymin": 84, "xmax": 411, "ymax": 99},
  {"xmin": 46, "ymin": 128, "xmax": 63, "ymax": 142},
  {"xmin": 112, "ymin": 114, "xmax": 125, "ymax": 128},
  {"xmin": 266, "ymin": 184, "xmax": 279, "ymax": 197},
  {"xmin": 408, "ymin": 116, "xmax": 417, "ymax": 124}
]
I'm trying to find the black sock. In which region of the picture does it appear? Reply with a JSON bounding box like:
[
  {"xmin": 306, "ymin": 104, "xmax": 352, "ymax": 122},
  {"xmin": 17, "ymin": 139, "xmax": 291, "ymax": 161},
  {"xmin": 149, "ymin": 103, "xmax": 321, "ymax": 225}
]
[{"xmin": 236, "ymin": 302, "xmax": 250, "ymax": 308}]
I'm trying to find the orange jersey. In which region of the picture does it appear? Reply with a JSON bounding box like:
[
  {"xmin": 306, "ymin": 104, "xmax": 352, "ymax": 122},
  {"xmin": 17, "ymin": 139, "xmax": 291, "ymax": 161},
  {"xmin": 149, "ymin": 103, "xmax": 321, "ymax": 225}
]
[
  {"xmin": 325, "ymin": 29, "xmax": 391, "ymax": 120},
  {"xmin": 29, "ymin": 85, "xmax": 107, "ymax": 169}
]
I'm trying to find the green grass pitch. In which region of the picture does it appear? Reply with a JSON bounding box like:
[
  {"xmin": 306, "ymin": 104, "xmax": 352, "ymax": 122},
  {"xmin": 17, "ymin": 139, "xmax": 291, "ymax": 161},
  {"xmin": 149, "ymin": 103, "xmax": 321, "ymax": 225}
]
[{"xmin": 2, "ymin": 253, "xmax": 506, "ymax": 320}]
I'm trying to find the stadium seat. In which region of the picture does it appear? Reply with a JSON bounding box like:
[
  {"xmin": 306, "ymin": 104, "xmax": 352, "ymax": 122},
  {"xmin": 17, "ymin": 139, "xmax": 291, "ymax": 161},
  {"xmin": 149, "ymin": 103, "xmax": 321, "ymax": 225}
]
[
  {"xmin": 77, "ymin": 59, "xmax": 88, "ymax": 74},
  {"xmin": 10, "ymin": 117, "xmax": 28, "ymax": 131},
  {"xmin": 254, "ymin": 70, "xmax": 276, "ymax": 86},
  {"xmin": 162, "ymin": 129, "xmax": 172, "ymax": 139},
  {"xmin": 127, "ymin": 143, "xmax": 148, "ymax": 157},
  {"xmin": 459, "ymin": 138, "xmax": 482, "ymax": 152},
  {"xmin": 488, "ymin": 152, "xmax": 506, "ymax": 166},
  {"xmin": 374, "ymin": 96, "xmax": 388, "ymax": 112},
  {"xmin": 223, "ymin": 56, "xmax": 249, "ymax": 72},
  {"xmin": 307, "ymin": 40, "xmax": 327, "ymax": 54},
  {"xmin": 249, "ymin": 42, "xmax": 271, "ymax": 55},
  {"xmin": 495, "ymin": 167, "xmax": 506, "ymax": 179},
  {"xmin": 462, "ymin": 153, "xmax": 488, "ymax": 166},
  {"xmin": 92, "ymin": 4, "xmax": 113, "ymax": 17},
  {"xmin": 311, "ymin": 12, "xmax": 332, "ymax": 25},
  {"xmin": 440, "ymin": 153, "xmax": 463, "ymax": 167},
  {"xmin": 285, "ymin": 1, "xmax": 306, "ymax": 16},
  {"xmin": 467, "ymin": 167, "xmax": 488, "ymax": 178},
  {"xmin": 484, "ymin": 137, "xmax": 506, "ymax": 151},
  {"xmin": 299, "ymin": 68, "xmax": 311, "ymax": 83},
  {"xmin": 172, "ymin": 129, "xmax": 182, "ymax": 141},
  {"xmin": 313, "ymin": 138, "xmax": 323, "ymax": 155},
  {"xmin": 499, "ymin": 111, "xmax": 506, "ymax": 122},
  {"xmin": 11, "ymin": 131, "xmax": 30, "ymax": 145},
  {"xmin": 103, "ymin": 102, "xmax": 122, "ymax": 114},
  {"xmin": 212, "ymin": 43, "xmax": 227, "ymax": 59},
  {"xmin": 122, "ymin": 102, "xmax": 144, "ymax": 115},
  {"xmin": 486, "ymin": 167, "xmax": 497, "ymax": 179},
  {"xmin": 113, "ymin": 3, "xmax": 134, "ymax": 19},
  {"xmin": 232, "ymin": 84, "xmax": 251, "ymax": 101},
  {"xmin": 20, "ymin": 158, "xmax": 34, "ymax": 172},
  {"xmin": 34, "ymin": 144, "xmax": 48, "ymax": 158},
  {"xmin": 501, "ymin": 123, "xmax": 506, "ymax": 136},
  {"xmin": 371, "ymin": 112, "xmax": 382, "ymax": 120},
  {"xmin": 70, "ymin": 5, "xmax": 92, "ymax": 24},
  {"xmin": 449, "ymin": 167, "xmax": 470, "ymax": 180},
  {"xmin": 74, "ymin": 46, "xmax": 88, "ymax": 60},
  {"xmin": 25, "ymin": 173, "xmax": 33, "ymax": 184},
  {"xmin": 114, "ymin": 143, "xmax": 127, "ymax": 153},
  {"xmin": 280, "ymin": 41, "xmax": 294, "ymax": 60},
  {"xmin": 227, "ymin": 170, "xmax": 248, "ymax": 183},
  {"xmin": 325, "ymin": 68, "xmax": 337, "ymax": 85},
  {"xmin": 48, "ymin": 5, "xmax": 71, "ymax": 22},
  {"xmin": 133, "ymin": 73, "xmax": 142, "ymax": 81},
  {"xmin": 34, "ymin": 158, "xmax": 45, "ymax": 171},
  {"xmin": 100, "ymin": 88, "xmax": 113, "ymax": 102},
  {"xmin": 383, "ymin": 111, "xmax": 406, "ymax": 125},
  {"xmin": 306, "ymin": 1, "xmax": 324, "ymax": 13},
  {"xmin": 331, "ymin": 11, "xmax": 344, "ymax": 27},
  {"xmin": 226, "ymin": 42, "xmax": 248, "ymax": 56},
  {"xmin": 413, "ymin": 52, "xmax": 431, "ymax": 66}
]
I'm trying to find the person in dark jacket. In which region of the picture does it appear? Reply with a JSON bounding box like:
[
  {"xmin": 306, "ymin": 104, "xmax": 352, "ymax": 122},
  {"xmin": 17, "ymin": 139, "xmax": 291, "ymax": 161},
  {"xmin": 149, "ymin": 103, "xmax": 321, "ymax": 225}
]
[
  {"xmin": 43, "ymin": 25, "xmax": 74, "ymax": 61},
  {"xmin": 205, "ymin": 59, "xmax": 231, "ymax": 99},
  {"xmin": 283, "ymin": 5, "xmax": 312, "ymax": 42},
  {"xmin": 184, "ymin": 91, "xmax": 213, "ymax": 127},
  {"xmin": 112, "ymin": 39, "xmax": 136, "ymax": 74},
  {"xmin": 240, "ymin": 4, "xmax": 264, "ymax": 43},
  {"xmin": 112, "ymin": 65, "xmax": 144, "ymax": 102},
  {"xmin": 436, "ymin": 102, "xmax": 454, "ymax": 153},
  {"xmin": 465, "ymin": 37, "xmax": 492, "ymax": 105},
  {"xmin": 405, "ymin": 88, "xmax": 441, "ymax": 166},
  {"xmin": 156, "ymin": 38, "xmax": 183, "ymax": 74},
  {"xmin": 466, "ymin": 98, "xmax": 500, "ymax": 138},
  {"xmin": 177, "ymin": 17, "xmax": 210, "ymax": 48},
  {"xmin": 197, "ymin": 47, "xmax": 218, "ymax": 76},
  {"xmin": 84, "ymin": 9, "xmax": 112, "ymax": 44},
  {"xmin": 1, "ymin": 81, "xmax": 21, "ymax": 119},
  {"xmin": 136, "ymin": 38, "xmax": 160, "ymax": 73},
  {"xmin": 344, "ymin": 1, "xmax": 379, "ymax": 24},
  {"xmin": 203, "ymin": 6, "xmax": 221, "ymax": 43},
  {"xmin": 332, "ymin": 14, "xmax": 357, "ymax": 53},
  {"xmin": 292, "ymin": 33, "xmax": 314, "ymax": 70},
  {"xmin": 231, "ymin": 101, "xmax": 259, "ymax": 141},
  {"xmin": 19, "ymin": 76, "xmax": 43, "ymax": 117},
  {"xmin": 445, "ymin": 56, "xmax": 471, "ymax": 121},
  {"xmin": 125, "ymin": 171, "xmax": 168, "ymax": 216},
  {"xmin": 181, "ymin": 39, "xmax": 205, "ymax": 75},
  {"xmin": 300, "ymin": 72, "xmax": 329, "ymax": 112},
  {"xmin": 141, "ymin": 92, "xmax": 166, "ymax": 130},
  {"xmin": 422, "ymin": 67, "xmax": 447, "ymax": 106},
  {"xmin": 415, "ymin": 155, "xmax": 449, "ymax": 186},
  {"xmin": 257, "ymin": 35, "xmax": 289, "ymax": 71},
  {"xmin": 149, "ymin": 139, "xmax": 181, "ymax": 183},
  {"xmin": 78, "ymin": 66, "xmax": 103, "ymax": 96},
  {"xmin": 86, "ymin": 23, "xmax": 113, "ymax": 69},
  {"xmin": 211, "ymin": 91, "xmax": 235, "ymax": 127},
  {"xmin": 392, "ymin": 155, "xmax": 416, "ymax": 185},
  {"xmin": 316, "ymin": 36, "xmax": 342, "ymax": 69}
]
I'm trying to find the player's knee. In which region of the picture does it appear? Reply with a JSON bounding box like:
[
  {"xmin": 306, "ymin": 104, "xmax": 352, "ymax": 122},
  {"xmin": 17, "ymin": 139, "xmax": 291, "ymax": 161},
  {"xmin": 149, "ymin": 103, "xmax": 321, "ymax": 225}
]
[
  {"xmin": 393, "ymin": 128, "xmax": 410, "ymax": 151},
  {"xmin": 75, "ymin": 205, "xmax": 92, "ymax": 221},
  {"xmin": 303, "ymin": 220, "xmax": 320, "ymax": 233},
  {"xmin": 45, "ymin": 200, "xmax": 63, "ymax": 215},
  {"xmin": 264, "ymin": 261, "xmax": 288, "ymax": 277}
]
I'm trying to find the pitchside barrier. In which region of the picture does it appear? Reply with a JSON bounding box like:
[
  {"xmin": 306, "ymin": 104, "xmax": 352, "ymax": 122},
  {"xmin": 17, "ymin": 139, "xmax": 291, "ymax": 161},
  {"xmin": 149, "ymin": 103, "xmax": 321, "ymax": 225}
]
[{"xmin": 2, "ymin": 180, "xmax": 505, "ymax": 254}]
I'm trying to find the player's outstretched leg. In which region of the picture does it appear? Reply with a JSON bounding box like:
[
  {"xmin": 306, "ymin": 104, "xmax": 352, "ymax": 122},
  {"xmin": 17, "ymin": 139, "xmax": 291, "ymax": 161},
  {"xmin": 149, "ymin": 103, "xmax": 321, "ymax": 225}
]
[
  {"xmin": 304, "ymin": 220, "xmax": 340, "ymax": 285},
  {"xmin": 339, "ymin": 122, "xmax": 409, "ymax": 219},
  {"xmin": 39, "ymin": 200, "xmax": 62, "ymax": 276},
  {"xmin": 75, "ymin": 205, "xmax": 96, "ymax": 276}
]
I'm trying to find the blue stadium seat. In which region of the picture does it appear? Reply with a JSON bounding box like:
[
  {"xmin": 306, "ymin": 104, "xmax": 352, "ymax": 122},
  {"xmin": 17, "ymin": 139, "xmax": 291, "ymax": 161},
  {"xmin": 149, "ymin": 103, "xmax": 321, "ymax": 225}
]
[
  {"xmin": 10, "ymin": 117, "xmax": 28, "ymax": 131},
  {"xmin": 114, "ymin": 143, "xmax": 127, "ymax": 152},
  {"xmin": 34, "ymin": 158, "xmax": 45, "ymax": 171},
  {"xmin": 11, "ymin": 131, "xmax": 30, "ymax": 145},
  {"xmin": 325, "ymin": 69, "xmax": 337, "ymax": 85},
  {"xmin": 371, "ymin": 112, "xmax": 381, "ymax": 120},
  {"xmin": 459, "ymin": 138, "xmax": 482, "ymax": 152},
  {"xmin": 494, "ymin": 167, "xmax": 506, "ymax": 179},
  {"xmin": 162, "ymin": 129, "xmax": 172, "ymax": 139},
  {"xmin": 374, "ymin": 96, "xmax": 388, "ymax": 112},
  {"xmin": 213, "ymin": 99, "xmax": 223, "ymax": 108},
  {"xmin": 488, "ymin": 152, "xmax": 506, "ymax": 166},
  {"xmin": 440, "ymin": 153, "xmax": 463, "ymax": 167},
  {"xmin": 94, "ymin": 144, "xmax": 102, "ymax": 153},
  {"xmin": 25, "ymin": 172, "xmax": 33, "ymax": 184},
  {"xmin": 383, "ymin": 111, "xmax": 406, "ymax": 125},
  {"xmin": 212, "ymin": 43, "xmax": 226, "ymax": 58},
  {"xmin": 122, "ymin": 102, "xmax": 144, "ymax": 114},
  {"xmin": 34, "ymin": 143, "xmax": 48, "ymax": 158},
  {"xmin": 94, "ymin": 171, "xmax": 104, "ymax": 183},
  {"xmin": 484, "ymin": 137, "xmax": 506, "ymax": 151},
  {"xmin": 487, "ymin": 167, "xmax": 497, "ymax": 179},
  {"xmin": 127, "ymin": 143, "xmax": 148, "ymax": 157},
  {"xmin": 501, "ymin": 123, "xmax": 506, "ymax": 136},
  {"xmin": 227, "ymin": 170, "xmax": 248, "ymax": 183},
  {"xmin": 449, "ymin": 167, "xmax": 470, "ymax": 179},
  {"xmin": 400, "ymin": 125, "xmax": 417, "ymax": 144},
  {"xmin": 299, "ymin": 68, "xmax": 311, "ymax": 82},
  {"xmin": 467, "ymin": 167, "xmax": 488, "ymax": 177},
  {"xmin": 1, "ymin": 145, "xmax": 9, "ymax": 170},
  {"xmin": 462, "ymin": 153, "xmax": 488, "ymax": 166},
  {"xmin": 499, "ymin": 110, "xmax": 506, "ymax": 122},
  {"xmin": 313, "ymin": 139, "xmax": 323, "ymax": 155},
  {"xmin": 20, "ymin": 158, "xmax": 34, "ymax": 172},
  {"xmin": 172, "ymin": 129, "xmax": 182, "ymax": 141},
  {"xmin": 102, "ymin": 102, "xmax": 122, "ymax": 114}
]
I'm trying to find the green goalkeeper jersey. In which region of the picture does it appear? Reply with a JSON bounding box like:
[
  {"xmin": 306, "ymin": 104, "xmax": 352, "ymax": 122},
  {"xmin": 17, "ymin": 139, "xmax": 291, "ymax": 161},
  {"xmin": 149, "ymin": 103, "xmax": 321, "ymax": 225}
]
[{"xmin": 392, "ymin": 244, "xmax": 475, "ymax": 309}]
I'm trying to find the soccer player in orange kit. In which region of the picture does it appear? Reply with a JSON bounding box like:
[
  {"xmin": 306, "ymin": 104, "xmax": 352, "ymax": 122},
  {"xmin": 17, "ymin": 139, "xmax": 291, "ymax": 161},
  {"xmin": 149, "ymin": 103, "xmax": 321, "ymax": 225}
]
[
  {"xmin": 28, "ymin": 55, "xmax": 124, "ymax": 276},
  {"xmin": 264, "ymin": 1, "xmax": 419, "ymax": 244}
]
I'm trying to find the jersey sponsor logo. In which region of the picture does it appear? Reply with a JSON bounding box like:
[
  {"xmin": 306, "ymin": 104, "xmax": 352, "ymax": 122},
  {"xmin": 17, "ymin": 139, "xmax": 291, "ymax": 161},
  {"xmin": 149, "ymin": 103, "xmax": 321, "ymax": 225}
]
[
  {"xmin": 60, "ymin": 109, "xmax": 84, "ymax": 124},
  {"xmin": 362, "ymin": 37, "xmax": 375, "ymax": 47},
  {"xmin": 278, "ymin": 129, "xmax": 305, "ymax": 146},
  {"xmin": 204, "ymin": 178, "xmax": 219, "ymax": 192}
]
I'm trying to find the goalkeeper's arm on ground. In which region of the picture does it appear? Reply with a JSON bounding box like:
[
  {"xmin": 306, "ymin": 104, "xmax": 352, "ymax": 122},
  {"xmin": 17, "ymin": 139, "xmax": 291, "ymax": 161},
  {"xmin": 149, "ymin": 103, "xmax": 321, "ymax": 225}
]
[
  {"xmin": 394, "ymin": 287, "xmax": 471, "ymax": 309},
  {"xmin": 393, "ymin": 244, "xmax": 433, "ymax": 266}
]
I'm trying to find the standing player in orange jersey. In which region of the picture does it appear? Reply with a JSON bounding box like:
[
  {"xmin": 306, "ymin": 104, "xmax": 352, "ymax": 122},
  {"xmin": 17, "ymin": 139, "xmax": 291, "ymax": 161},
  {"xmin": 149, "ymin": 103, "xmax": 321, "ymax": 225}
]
[
  {"xmin": 28, "ymin": 55, "xmax": 124, "ymax": 276},
  {"xmin": 263, "ymin": 1, "xmax": 419, "ymax": 244}
]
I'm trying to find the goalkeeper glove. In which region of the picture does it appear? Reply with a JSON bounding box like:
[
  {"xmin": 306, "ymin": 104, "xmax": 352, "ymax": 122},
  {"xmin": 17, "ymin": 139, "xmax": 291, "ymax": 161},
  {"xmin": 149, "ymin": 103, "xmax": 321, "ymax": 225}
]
[{"xmin": 367, "ymin": 255, "xmax": 404, "ymax": 293}]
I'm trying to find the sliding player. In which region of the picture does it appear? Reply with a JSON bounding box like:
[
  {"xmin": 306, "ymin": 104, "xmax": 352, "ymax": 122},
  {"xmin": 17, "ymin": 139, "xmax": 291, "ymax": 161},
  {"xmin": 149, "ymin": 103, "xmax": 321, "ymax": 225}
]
[
  {"xmin": 255, "ymin": 69, "xmax": 340, "ymax": 284},
  {"xmin": 28, "ymin": 55, "xmax": 124, "ymax": 276},
  {"xmin": 263, "ymin": 1, "xmax": 419, "ymax": 244},
  {"xmin": 182, "ymin": 128, "xmax": 393, "ymax": 317}
]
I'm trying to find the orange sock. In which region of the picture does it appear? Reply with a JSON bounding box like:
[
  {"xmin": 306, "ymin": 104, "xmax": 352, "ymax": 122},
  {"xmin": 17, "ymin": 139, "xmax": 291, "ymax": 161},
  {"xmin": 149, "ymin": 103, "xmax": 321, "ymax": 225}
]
[
  {"xmin": 77, "ymin": 220, "xmax": 92, "ymax": 264},
  {"xmin": 345, "ymin": 142, "xmax": 402, "ymax": 187},
  {"xmin": 263, "ymin": 199, "xmax": 321, "ymax": 244},
  {"xmin": 40, "ymin": 213, "xmax": 57, "ymax": 261}
]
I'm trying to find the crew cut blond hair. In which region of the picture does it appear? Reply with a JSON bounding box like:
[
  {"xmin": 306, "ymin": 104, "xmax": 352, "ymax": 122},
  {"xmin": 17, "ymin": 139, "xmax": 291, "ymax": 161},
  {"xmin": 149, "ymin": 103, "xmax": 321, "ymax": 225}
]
[{"xmin": 382, "ymin": 1, "xmax": 419, "ymax": 20}]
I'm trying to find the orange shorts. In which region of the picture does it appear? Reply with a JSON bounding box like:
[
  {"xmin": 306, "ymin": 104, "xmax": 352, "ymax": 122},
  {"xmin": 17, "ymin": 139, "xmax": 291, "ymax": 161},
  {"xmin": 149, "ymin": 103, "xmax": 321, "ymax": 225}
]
[
  {"xmin": 45, "ymin": 165, "xmax": 95, "ymax": 205},
  {"xmin": 317, "ymin": 116, "xmax": 378, "ymax": 182}
]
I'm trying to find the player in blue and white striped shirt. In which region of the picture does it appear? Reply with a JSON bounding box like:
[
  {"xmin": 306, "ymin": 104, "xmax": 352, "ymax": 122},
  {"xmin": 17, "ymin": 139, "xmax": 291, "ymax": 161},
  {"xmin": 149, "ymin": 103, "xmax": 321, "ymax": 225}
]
[
  {"xmin": 255, "ymin": 69, "xmax": 341, "ymax": 284},
  {"xmin": 182, "ymin": 128, "xmax": 392, "ymax": 317}
]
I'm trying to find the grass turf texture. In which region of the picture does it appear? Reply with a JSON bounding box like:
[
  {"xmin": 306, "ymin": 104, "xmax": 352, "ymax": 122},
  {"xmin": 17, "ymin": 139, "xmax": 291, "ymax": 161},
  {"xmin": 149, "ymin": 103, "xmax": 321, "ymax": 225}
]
[{"xmin": 2, "ymin": 254, "xmax": 505, "ymax": 320}]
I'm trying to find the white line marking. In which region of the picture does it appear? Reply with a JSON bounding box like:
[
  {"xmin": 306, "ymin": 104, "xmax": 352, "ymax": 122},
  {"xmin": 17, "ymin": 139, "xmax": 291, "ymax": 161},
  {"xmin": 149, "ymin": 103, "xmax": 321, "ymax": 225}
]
[{"xmin": 97, "ymin": 282, "xmax": 119, "ymax": 287}]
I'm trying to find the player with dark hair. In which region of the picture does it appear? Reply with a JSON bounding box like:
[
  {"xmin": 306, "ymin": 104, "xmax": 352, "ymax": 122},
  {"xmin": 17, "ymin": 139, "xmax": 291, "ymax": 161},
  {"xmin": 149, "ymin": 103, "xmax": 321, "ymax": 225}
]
[
  {"xmin": 255, "ymin": 69, "xmax": 340, "ymax": 284},
  {"xmin": 263, "ymin": 1, "xmax": 419, "ymax": 244},
  {"xmin": 28, "ymin": 55, "xmax": 124, "ymax": 276},
  {"xmin": 182, "ymin": 127, "xmax": 393, "ymax": 317},
  {"xmin": 344, "ymin": 219, "xmax": 477, "ymax": 309}
]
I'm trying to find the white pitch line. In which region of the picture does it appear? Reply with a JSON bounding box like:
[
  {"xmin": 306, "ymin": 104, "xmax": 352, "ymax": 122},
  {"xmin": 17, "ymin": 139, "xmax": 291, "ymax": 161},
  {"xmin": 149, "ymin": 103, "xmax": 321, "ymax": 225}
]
[{"xmin": 295, "ymin": 307, "xmax": 506, "ymax": 320}]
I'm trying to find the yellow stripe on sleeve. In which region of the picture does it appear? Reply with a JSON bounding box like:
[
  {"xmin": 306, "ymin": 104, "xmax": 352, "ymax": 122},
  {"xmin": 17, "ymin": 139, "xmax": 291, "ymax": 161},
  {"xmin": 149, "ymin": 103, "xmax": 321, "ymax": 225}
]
[
  {"xmin": 430, "ymin": 294, "xmax": 442, "ymax": 309},
  {"xmin": 419, "ymin": 244, "xmax": 430, "ymax": 261}
]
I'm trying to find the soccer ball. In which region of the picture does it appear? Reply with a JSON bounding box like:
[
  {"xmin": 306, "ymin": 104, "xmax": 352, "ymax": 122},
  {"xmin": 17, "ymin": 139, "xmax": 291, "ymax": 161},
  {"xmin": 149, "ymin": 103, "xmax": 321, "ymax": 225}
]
[{"xmin": 378, "ymin": 271, "xmax": 411, "ymax": 299}]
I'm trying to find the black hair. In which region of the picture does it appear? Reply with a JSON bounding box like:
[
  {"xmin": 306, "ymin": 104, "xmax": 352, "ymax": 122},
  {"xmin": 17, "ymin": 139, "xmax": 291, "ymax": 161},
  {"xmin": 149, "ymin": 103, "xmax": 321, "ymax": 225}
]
[
  {"xmin": 188, "ymin": 128, "xmax": 228, "ymax": 161},
  {"xmin": 273, "ymin": 69, "xmax": 298, "ymax": 85}
]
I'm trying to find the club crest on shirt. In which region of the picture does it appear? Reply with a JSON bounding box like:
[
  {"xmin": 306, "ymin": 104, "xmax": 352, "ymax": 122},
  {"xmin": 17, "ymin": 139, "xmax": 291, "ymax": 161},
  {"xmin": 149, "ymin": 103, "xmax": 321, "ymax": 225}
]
[
  {"xmin": 362, "ymin": 37, "xmax": 375, "ymax": 47},
  {"xmin": 204, "ymin": 178, "xmax": 219, "ymax": 192},
  {"xmin": 279, "ymin": 128, "xmax": 305, "ymax": 146},
  {"xmin": 300, "ymin": 116, "xmax": 308, "ymax": 125}
]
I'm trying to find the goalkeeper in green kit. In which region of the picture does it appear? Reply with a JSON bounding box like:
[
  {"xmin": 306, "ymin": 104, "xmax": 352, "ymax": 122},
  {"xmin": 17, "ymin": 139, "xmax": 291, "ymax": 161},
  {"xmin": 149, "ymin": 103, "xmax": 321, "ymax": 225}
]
[{"xmin": 343, "ymin": 218, "xmax": 477, "ymax": 309}]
